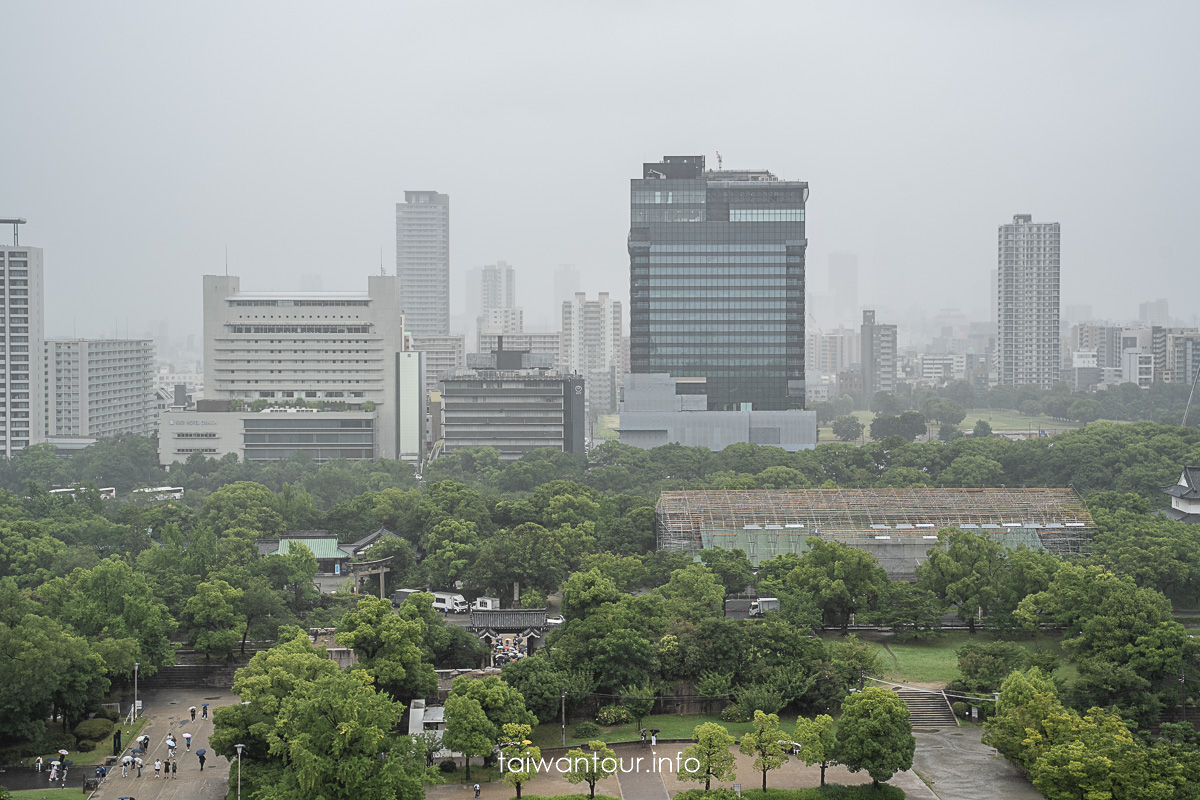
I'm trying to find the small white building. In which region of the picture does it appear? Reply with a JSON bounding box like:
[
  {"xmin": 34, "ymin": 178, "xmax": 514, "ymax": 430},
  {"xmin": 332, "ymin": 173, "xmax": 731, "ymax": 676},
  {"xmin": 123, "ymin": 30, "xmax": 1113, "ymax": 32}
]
[{"xmin": 1163, "ymin": 467, "xmax": 1200, "ymax": 523}]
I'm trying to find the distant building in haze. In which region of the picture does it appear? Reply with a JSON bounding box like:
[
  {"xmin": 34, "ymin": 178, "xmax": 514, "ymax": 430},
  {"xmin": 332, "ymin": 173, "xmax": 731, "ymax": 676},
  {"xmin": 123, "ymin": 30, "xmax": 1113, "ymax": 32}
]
[
  {"xmin": 861, "ymin": 310, "xmax": 898, "ymax": 401},
  {"xmin": 561, "ymin": 292, "xmax": 623, "ymax": 414},
  {"xmin": 629, "ymin": 155, "xmax": 808, "ymax": 411},
  {"xmin": 45, "ymin": 339, "xmax": 157, "ymax": 439},
  {"xmin": 396, "ymin": 191, "xmax": 450, "ymax": 335},
  {"xmin": 829, "ymin": 252, "xmax": 859, "ymax": 326},
  {"xmin": 1140, "ymin": 298, "xmax": 1170, "ymax": 328},
  {"xmin": 0, "ymin": 227, "xmax": 45, "ymax": 455},
  {"xmin": 996, "ymin": 214, "xmax": 1060, "ymax": 389}
]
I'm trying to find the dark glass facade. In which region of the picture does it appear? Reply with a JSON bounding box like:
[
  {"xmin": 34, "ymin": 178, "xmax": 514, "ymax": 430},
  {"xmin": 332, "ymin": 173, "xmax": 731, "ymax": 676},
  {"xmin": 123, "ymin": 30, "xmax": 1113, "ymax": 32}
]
[{"xmin": 629, "ymin": 156, "xmax": 808, "ymax": 411}]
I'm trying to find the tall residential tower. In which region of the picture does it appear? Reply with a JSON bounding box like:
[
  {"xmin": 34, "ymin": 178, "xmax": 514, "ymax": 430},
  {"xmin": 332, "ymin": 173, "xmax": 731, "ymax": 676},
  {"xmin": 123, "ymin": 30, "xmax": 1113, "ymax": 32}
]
[
  {"xmin": 396, "ymin": 191, "xmax": 450, "ymax": 335},
  {"xmin": 628, "ymin": 155, "xmax": 807, "ymax": 410},
  {"xmin": 997, "ymin": 214, "xmax": 1060, "ymax": 389},
  {"xmin": 0, "ymin": 220, "xmax": 45, "ymax": 455}
]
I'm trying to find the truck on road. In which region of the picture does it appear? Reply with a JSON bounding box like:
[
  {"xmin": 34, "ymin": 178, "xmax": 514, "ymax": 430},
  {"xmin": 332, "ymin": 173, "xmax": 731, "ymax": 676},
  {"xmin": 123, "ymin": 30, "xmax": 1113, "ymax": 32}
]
[
  {"xmin": 432, "ymin": 592, "xmax": 469, "ymax": 613},
  {"xmin": 748, "ymin": 597, "xmax": 780, "ymax": 617}
]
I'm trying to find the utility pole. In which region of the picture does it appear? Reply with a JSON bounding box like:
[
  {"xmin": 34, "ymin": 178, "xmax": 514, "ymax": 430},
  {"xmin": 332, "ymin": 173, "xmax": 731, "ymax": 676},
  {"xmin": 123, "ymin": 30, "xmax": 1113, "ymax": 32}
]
[
  {"xmin": 1181, "ymin": 672, "xmax": 1187, "ymax": 712},
  {"xmin": 561, "ymin": 691, "xmax": 566, "ymax": 747}
]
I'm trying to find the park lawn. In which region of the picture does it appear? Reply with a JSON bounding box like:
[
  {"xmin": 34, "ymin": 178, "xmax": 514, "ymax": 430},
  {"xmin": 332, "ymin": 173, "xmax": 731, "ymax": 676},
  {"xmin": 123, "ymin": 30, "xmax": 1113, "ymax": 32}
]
[
  {"xmin": 8, "ymin": 790, "xmax": 83, "ymax": 800},
  {"xmin": 594, "ymin": 414, "xmax": 619, "ymax": 443},
  {"xmin": 835, "ymin": 631, "xmax": 1073, "ymax": 688},
  {"xmin": 959, "ymin": 408, "xmax": 1084, "ymax": 432},
  {"xmin": 531, "ymin": 712, "xmax": 791, "ymax": 750}
]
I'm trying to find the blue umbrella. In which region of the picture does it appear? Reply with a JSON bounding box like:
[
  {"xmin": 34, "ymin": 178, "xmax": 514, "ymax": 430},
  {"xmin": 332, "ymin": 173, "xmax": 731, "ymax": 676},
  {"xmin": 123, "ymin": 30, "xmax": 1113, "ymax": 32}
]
[{"xmin": 195, "ymin": 748, "xmax": 206, "ymax": 756}]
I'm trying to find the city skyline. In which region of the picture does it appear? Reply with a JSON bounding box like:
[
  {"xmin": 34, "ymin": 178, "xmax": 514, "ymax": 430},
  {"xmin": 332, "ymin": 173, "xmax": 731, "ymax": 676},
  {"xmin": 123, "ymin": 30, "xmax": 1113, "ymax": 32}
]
[{"xmin": 2, "ymin": 3, "xmax": 1197, "ymax": 344}]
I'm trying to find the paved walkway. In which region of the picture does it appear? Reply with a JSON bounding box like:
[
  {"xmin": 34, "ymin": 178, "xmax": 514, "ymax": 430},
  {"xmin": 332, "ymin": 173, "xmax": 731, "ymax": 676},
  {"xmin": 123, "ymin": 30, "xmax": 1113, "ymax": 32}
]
[
  {"xmin": 910, "ymin": 727, "xmax": 1041, "ymax": 800},
  {"xmin": 89, "ymin": 687, "xmax": 236, "ymax": 800}
]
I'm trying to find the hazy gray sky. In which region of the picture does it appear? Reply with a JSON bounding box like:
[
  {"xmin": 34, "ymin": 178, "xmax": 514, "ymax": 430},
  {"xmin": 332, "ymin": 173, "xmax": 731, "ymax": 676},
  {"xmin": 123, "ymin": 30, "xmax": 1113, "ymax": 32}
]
[{"xmin": 3, "ymin": 1, "xmax": 1197, "ymax": 343}]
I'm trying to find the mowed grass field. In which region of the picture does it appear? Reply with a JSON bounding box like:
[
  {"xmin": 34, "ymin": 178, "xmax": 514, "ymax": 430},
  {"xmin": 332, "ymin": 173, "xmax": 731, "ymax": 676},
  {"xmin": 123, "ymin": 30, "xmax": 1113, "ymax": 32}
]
[
  {"xmin": 530, "ymin": 712, "xmax": 789, "ymax": 750},
  {"xmin": 826, "ymin": 631, "xmax": 1073, "ymax": 688},
  {"xmin": 817, "ymin": 408, "xmax": 1086, "ymax": 444}
]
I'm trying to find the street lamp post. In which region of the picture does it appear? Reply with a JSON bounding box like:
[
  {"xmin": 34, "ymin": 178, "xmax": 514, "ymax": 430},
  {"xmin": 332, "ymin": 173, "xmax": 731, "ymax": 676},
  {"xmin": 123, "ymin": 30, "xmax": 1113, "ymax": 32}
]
[
  {"xmin": 133, "ymin": 662, "xmax": 139, "ymax": 720},
  {"xmin": 235, "ymin": 743, "xmax": 245, "ymax": 800}
]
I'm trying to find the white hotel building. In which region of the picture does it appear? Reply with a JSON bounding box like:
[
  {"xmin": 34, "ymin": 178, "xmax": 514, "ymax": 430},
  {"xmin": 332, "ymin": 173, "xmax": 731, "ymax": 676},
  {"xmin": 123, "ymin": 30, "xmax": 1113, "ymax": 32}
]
[{"xmin": 160, "ymin": 274, "xmax": 425, "ymax": 465}]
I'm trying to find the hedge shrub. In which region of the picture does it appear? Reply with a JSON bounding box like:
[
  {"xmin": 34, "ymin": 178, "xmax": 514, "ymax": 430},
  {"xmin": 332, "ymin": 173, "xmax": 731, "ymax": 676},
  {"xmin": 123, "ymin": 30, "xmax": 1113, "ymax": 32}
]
[
  {"xmin": 720, "ymin": 703, "xmax": 751, "ymax": 723},
  {"xmin": 35, "ymin": 732, "xmax": 77, "ymax": 754},
  {"xmin": 76, "ymin": 740, "xmax": 96, "ymax": 752},
  {"xmin": 75, "ymin": 718, "xmax": 115, "ymax": 741},
  {"xmin": 439, "ymin": 759, "xmax": 458, "ymax": 774},
  {"xmin": 596, "ymin": 705, "xmax": 632, "ymax": 726},
  {"xmin": 571, "ymin": 721, "xmax": 602, "ymax": 739},
  {"xmin": 951, "ymin": 701, "xmax": 969, "ymax": 719}
]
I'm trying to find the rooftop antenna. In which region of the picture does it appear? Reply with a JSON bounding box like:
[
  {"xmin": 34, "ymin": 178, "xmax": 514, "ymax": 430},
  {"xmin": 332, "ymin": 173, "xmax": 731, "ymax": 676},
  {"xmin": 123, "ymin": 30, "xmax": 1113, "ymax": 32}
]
[
  {"xmin": 1184, "ymin": 359, "xmax": 1200, "ymax": 429},
  {"xmin": 225, "ymin": 246, "xmax": 229, "ymax": 277},
  {"xmin": 381, "ymin": 246, "xmax": 385, "ymax": 276},
  {"xmin": 716, "ymin": 151, "xmax": 723, "ymax": 170},
  {"xmin": 0, "ymin": 218, "xmax": 26, "ymax": 246}
]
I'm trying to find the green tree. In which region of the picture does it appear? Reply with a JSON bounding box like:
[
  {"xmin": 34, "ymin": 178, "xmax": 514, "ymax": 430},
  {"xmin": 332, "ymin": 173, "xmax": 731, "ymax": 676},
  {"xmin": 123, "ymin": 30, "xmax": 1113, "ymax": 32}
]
[
  {"xmin": 699, "ymin": 549, "xmax": 754, "ymax": 596},
  {"xmin": 181, "ymin": 579, "xmax": 245, "ymax": 660},
  {"xmin": 443, "ymin": 694, "xmax": 493, "ymax": 781},
  {"xmin": 677, "ymin": 722, "xmax": 738, "ymax": 791},
  {"xmin": 832, "ymin": 415, "xmax": 865, "ymax": 442},
  {"xmin": 793, "ymin": 714, "xmax": 837, "ymax": 786},
  {"xmin": 265, "ymin": 670, "xmax": 423, "ymax": 800},
  {"xmin": 448, "ymin": 674, "xmax": 537, "ymax": 729},
  {"xmin": 739, "ymin": 710, "xmax": 789, "ymax": 791},
  {"xmin": 972, "ymin": 419, "xmax": 993, "ymax": 438},
  {"xmin": 835, "ymin": 687, "xmax": 914, "ymax": 787},
  {"xmin": 915, "ymin": 528, "xmax": 1007, "ymax": 633},
  {"xmin": 621, "ymin": 683, "xmax": 656, "ymax": 731},
  {"xmin": 563, "ymin": 740, "xmax": 618, "ymax": 799},
  {"xmin": 498, "ymin": 723, "xmax": 541, "ymax": 799},
  {"xmin": 697, "ymin": 670, "xmax": 733, "ymax": 715},
  {"xmin": 561, "ymin": 569, "xmax": 622, "ymax": 619},
  {"xmin": 335, "ymin": 595, "xmax": 437, "ymax": 706},
  {"xmin": 786, "ymin": 539, "xmax": 890, "ymax": 631},
  {"xmin": 654, "ymin": 564, "xmax": 725, "ymax": 621},
  {"xmin": 982, "ymin": 667, "xmax": 1063, "ymax": 768}
]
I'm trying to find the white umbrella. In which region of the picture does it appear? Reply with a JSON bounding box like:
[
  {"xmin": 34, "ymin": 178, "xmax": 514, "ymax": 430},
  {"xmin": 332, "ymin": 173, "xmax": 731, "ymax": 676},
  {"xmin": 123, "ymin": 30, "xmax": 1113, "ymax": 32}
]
[
  {"xmin": 58, "ymin": 749, "xmax": 70, "ymax": 755},
  {"xmin": 121, "ymin": 755, "xmax": 133, "ymax": 764},
  {"xmin": 133, "ymin": 757, "xmax": 143, "ymax": 766},
  {"xmin": 50, "ymin": 759, "xmax": 61, "ymax": 766}
]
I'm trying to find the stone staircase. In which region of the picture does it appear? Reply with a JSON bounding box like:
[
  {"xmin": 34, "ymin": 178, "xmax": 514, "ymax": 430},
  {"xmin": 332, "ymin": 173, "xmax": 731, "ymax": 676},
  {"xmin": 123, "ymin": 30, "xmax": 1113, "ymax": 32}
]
[
  {"xmin": 895, "ymin": 689, "xmax": 958, "ymax": 728},
  {"xmin": 139, "ymin": 663, "xmax": 243, "ymax": 691}
]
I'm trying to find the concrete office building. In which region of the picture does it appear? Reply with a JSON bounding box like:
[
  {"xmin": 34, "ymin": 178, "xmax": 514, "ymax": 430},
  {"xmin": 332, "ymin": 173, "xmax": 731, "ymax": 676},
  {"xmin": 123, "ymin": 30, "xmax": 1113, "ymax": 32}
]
[
  {"xmin": 441, "ymin": 344, "xmax": 585, "ymax": 460},
  {"xmin": 629, "ymin": 155, "xmax": 808, "ymax": 411},
  {"xmin": 477, "ymin": 331, "xmax": 561, "ymax": 368},
  {"xmin": 396, "ymin": 191, "xmax": 450, "ymax": 336},
  {"xmin": 199, "ymin": 274, "xmax": 422, "ymax": 461},
  {"xmin": 861, "ymin": 310, "xmax": 898, "ymax": 401},
  {"xmin": 829, "ymin": 252, "xmax": 859, "ymax": 327},
  {"xmin": 619, "ymin": 373, "xmax": 817, "ymax": 452},
  {"xmin": 159, "ymin": 408, "xmax": 378, "ymax": 466},
  {"xmin": 0, "ymin": 222, "xmax": 45, "ymax": 456},
  {"xmin": 997, "ymin": 215, "xmax": 1060, "ymax": 389},
  {"xmin": 45, "ymin": 338, "xmax": 157, "ymax": 438},
  {"xmin": 561, "ymin": 292, "xmax": 623, "ymax": 414}
]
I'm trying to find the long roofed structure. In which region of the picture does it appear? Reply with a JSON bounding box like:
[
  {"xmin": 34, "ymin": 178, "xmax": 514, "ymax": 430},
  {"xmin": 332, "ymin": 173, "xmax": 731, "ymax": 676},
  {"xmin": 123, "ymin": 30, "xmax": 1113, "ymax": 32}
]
[{"xmin": 657, "ymin": 488, "xmax": 1096, "ymax": 579}]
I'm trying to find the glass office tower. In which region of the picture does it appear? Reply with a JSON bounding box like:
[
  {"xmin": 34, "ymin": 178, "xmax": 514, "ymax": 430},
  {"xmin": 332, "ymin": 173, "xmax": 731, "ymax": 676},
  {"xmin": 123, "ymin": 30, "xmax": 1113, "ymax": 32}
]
[{"xmin": 628, "ymin": 155, "xmax": 807, "ymax": 410}]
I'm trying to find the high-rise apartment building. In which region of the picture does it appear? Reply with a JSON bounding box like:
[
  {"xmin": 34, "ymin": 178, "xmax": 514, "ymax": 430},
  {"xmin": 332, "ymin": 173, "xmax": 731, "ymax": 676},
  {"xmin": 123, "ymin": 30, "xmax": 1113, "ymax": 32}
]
[
  {"xmin": 1140, "ymin": 299, "xmax": 1170, "ymax": 328},
  {"xmin": 629, "ymin": 155, "xmax": 807, "ymax": 411},
  {"xmin": 45, "ymin": 339, "xmax": 157, "ymax": 438},
  {"xmin": 0, "ymin": 231, "xmax": 45, "ymax": 456},
  {"xmin": 996, "ymin": 214, "xmax": 1060, "ymax": 389},
  {"xmin": 861, "ymin": 310, "xmax": 898, "ymax": 401},
  {"xmin": 562, "ymin": 292, "xmax": 623, "ymax": 414},
  {"xmin": 408, "ymin": 333, "xmax": 466, "ymax": 398},
  {"xmin": 396, "ymin": 191, "xmax": 450, "ymax": 335}
]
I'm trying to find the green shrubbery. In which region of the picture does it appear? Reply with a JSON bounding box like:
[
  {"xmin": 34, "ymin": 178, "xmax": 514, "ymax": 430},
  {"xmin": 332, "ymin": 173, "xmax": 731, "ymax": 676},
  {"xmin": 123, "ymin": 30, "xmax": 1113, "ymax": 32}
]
[
  {"xmin": 438, "ymin": 759, "xmax": 458, "ymax": 774},
  {"xmin": 76, "ymin": 740, "xmax": 96, "ymax": 752},
  {"xmin": 595, "ymin": 705, "xmax": 631, "ymax": 726},
  {"xmin": 951, "ymin": 701, "xmax": 969, "ymax": 719},
  {"xmin": 74, "ymin": 717, "xmax": 115, "ymax": 741},
  {"xmin": 571, "ymin": 721, "xmax": 602, "ymax": 739}
]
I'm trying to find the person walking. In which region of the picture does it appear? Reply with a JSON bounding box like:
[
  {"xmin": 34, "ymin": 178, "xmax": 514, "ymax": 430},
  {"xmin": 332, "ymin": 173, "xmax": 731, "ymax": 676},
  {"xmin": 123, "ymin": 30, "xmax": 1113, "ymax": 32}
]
[
  {"xmin": 49, "ymin": 764, "xmax": 58, "ymax": 782},
  {"xmin": 198, "ymin": 752, "xmax": 207, "ymax": 771},
  {"xmin": 34, "ymin": 755, "xmax": 42, "ymax": 772},
  {"xmin": 121, "ymin": 755, "xmax": 132, "ymax": 777},
  {"xmin": 190, "ymin": 705, "xmax": 197, "ymax": 721},
  {"xmin": 171, "ymin": 759, "xmax": 178, "ymax": 780},
  {"xmin": 474, "ymin": 783, "xmax": 481, "ymax": 799},
  {"xmin": 154, "ymin": 758, "xmax": 162, "ymax": 778},
  {"xmin": 134, "ymin": 757, "xmax": 143, "ymax": 778},
  {"xmin": 184, "ymin": 732, "xmax": 192, "ymax": 750},
  {"xmin": 201, "ymin": 703, "xmax": 209, "ymax": 719}
]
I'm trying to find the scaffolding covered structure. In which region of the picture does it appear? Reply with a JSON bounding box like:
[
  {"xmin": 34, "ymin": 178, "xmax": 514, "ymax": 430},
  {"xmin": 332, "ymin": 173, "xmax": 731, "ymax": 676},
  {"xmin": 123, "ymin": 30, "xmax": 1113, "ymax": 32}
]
[{"xmin": 656, "ymin": 488, "xmax": 1096, "ymax": 579}]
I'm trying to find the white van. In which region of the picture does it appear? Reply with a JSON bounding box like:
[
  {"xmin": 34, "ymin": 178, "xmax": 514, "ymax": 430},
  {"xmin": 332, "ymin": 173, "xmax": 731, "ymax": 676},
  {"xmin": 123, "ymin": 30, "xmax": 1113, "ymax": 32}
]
[{"xmin": 432, "ymin": 592, "xmax": 469, "ymax": 613}]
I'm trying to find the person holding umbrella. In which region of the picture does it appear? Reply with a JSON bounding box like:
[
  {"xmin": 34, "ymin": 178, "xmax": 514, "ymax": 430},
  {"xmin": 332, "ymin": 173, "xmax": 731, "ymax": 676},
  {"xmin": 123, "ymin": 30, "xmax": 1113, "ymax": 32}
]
[
  {"xmin": 650, "ymin": 729, "xmax": 659, "ymax": 747},
  {"xmin": 134, "ymin": 756, "xmax": 143, "ymax": 778},
  {"xmin": 121, "ymin": 754, "xmax": 132, "ymax": 777},
  {"xmin": 34, "ymin": 755, "xmax": 42, "ymax": 772},
  {"xmin": 201, "ymin": 703, "xmax": 209, "ymax": 719},
  {"xmin": 197, "ymin": 748, "xmax": 207, "ymax": 770},
  {"xmin": 49, "ymin": 763, "xmax": 58, "ymax": 782},
  {"xmin": 190, "ymin": 705, "xmax": 197, "ymax": 721},
  {"xmin": 640, "ymin": 729, "xmax": 647, "ymax": 748},
  {"xmin": 183, "ymin": 731, "xmax": 192, "ymax": 750}
]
